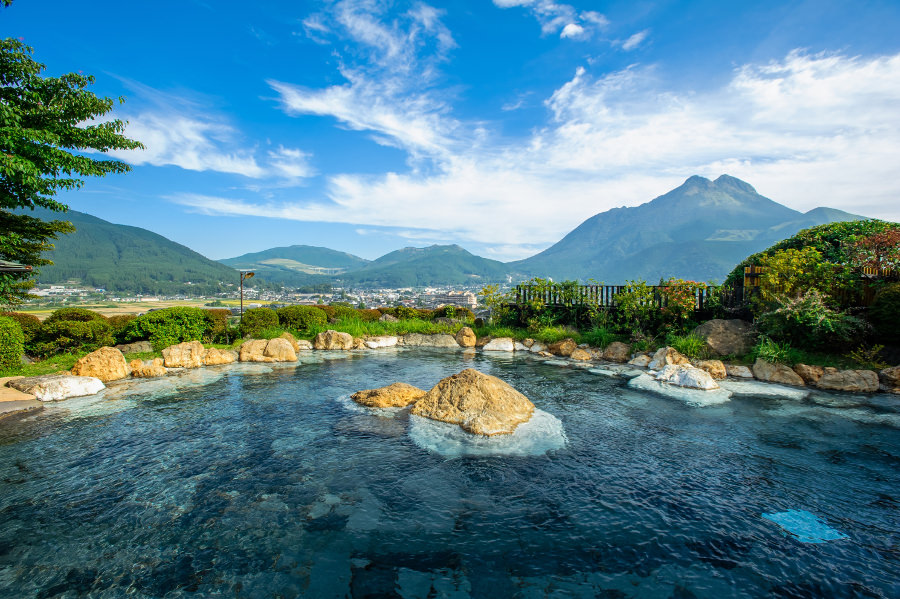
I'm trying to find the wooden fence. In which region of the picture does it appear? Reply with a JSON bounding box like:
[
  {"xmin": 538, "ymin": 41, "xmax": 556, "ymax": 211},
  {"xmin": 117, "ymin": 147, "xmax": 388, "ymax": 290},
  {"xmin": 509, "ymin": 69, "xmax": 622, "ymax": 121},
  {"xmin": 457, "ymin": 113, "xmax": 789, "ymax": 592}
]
[{"xmin": 513, "ymin": 283, "xmax": 747, "ymax": 312}]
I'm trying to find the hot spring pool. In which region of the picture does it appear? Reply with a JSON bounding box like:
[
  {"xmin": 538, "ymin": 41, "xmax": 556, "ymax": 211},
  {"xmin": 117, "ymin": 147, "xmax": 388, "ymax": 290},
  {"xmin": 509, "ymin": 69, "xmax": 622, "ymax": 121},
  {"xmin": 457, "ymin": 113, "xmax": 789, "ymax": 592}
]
[{"xmin": 0, "ymin": 350, "xmax": 898, "ymax": 598}]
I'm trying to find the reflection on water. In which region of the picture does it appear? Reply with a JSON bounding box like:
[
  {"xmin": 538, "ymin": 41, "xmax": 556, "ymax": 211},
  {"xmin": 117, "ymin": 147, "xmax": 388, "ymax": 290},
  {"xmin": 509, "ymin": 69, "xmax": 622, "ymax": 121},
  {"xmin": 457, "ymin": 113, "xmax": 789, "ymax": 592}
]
[{"xmin": 0, "ymin": 350, "xmax": 897, "ymax": 598}]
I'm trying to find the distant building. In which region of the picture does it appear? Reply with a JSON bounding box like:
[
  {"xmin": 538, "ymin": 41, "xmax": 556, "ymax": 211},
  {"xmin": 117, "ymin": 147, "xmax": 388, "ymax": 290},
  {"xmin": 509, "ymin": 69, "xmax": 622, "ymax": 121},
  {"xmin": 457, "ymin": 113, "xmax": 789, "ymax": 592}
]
[{"xmin": 426, "ymin": 291, "xmax": 477, "ymax": 310}]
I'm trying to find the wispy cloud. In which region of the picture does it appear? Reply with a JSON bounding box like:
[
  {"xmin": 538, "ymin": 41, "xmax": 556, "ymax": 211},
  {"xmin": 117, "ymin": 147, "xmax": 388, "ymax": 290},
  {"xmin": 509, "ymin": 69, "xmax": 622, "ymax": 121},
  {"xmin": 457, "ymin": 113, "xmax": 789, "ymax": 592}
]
[
  {"xmin": 493, "ymin": 0, "xmax": 609, "ymax": 40},
  {"xmin": 621, "ymin": 29, "xmax": 649, "ymax": 51}
]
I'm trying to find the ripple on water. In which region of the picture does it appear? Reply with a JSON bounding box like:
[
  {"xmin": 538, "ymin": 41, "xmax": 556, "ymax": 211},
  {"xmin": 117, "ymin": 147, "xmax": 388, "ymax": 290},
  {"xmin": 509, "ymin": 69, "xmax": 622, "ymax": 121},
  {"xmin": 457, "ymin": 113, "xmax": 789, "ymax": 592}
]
[{"xmin": 408, "ymin": 409, "xmax": 567, "ymax": 457}]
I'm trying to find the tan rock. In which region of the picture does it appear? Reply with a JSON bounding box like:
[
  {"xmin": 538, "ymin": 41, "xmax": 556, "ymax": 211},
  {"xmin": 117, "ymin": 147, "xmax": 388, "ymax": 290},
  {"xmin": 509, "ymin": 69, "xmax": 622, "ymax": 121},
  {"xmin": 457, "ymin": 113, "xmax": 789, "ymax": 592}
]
[
  {"xmin": 279, "ymin": 332, "xmax": 301, "ymax": 352},
  {"xmin": 352, "ymin": 337, "xmax": 367, "ymax": 350},
  {"xmin": 548, "ymin": 338, "xmax": 577, "ymax": 357},
  {"xmin": 647, "ymin": 347, "xmax": 690, "ymax": 371},
  {"xmin": 602, "ymin": 342, "xmax": 631, "ymax": 363},
  {"xmin": 793, "ymin": 363, "xmax": 825, "ymax": 385},
  {"xmin": 724, "ymin": 364, "xmax": 754, "ymax": 378},
  {"xmin": 752, "ymin": 359, "xmax": 805, "ymax": 386},
  {"xmin": 879, "ymin": 366, "xmax": 900, "ymax": 393},
  {"xmin": 692, "ymin": 319, "xmax": 755, "ymax": 357},
  {"xmin": 203, "ymin": 348, "xmax": 236, "ymax": 366},
  {"xmin": 239, "ymin": 339, "xmax": 272, "ymax": 362},
  {"xmin": 475, "ymin": 336, "xmax": 491, "ymax": 348},
  {"xmin": 628, "ymin": 354, "xmax": 652, "ymax": 368},
  {"xmin": 313, "ymin": 330, "xmax": 354, "ymax": 350},
  {"xmin": 696, "ymin": 359, "xmax": 727, "ymax": 380},
  {"xmin": 71, "ymin": 347, "xmax": 129, "ymax": 382},
  {"xmin": 296, "ymin": 339, "xmax": 313, "ymax": 350},
  {"xmin": 570, "ymin": 348, "xmax": 592, "ymax": 361},
  {"xmin": 410, "ymin": 368, "xmax": 534, "ymax": 436},
  {"xmin": 816, "ymin": 369, "xmax": 879, "ymax": 393},
  {"xmin": 351, "ymin": 382, "xmax": 426, "ymax": 408},
  {"xmin": 522, "ymin": 338, "xmax": 535, "ymax": 348},
  {"xmin": 129, "ymin": 358, "xmax": 167, "ymax": 378},
  {"xmin": 455, "ymin": 326, "xmax": 476, "ymax": 348},
  {"xmin": 263, "ymin": 338, "xmax": 298, "ymax": 361},
  {"xmin": 162, "ymin": 341, "xmax": 206, "ymax": 369}
]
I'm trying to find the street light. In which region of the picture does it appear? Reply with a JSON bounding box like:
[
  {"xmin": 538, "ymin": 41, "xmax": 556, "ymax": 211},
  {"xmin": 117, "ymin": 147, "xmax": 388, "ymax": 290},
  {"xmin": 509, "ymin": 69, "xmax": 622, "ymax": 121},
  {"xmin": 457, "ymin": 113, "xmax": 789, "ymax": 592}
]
[{"xmin": 239, "ymin": 270, "xmax": 255, "ymax": 318}]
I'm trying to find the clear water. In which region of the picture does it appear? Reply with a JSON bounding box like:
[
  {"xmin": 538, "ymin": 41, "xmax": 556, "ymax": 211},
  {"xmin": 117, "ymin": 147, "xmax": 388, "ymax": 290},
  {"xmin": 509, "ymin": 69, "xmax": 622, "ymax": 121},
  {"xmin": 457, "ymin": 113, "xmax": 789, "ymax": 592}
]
[{"xmin": 0, "ymin": 350, "xmax": 898, "ymax": 598}]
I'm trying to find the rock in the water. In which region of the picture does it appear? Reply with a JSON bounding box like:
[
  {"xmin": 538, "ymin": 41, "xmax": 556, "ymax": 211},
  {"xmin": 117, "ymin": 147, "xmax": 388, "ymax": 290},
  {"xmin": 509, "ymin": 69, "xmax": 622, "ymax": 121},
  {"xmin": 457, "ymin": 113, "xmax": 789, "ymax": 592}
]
[
  {"xmin": 514, "ymin": 341, "xmax": 529, "ymax": 352},
  {"xmin": 8, "ymin": 374, "xmax": 105, "ymax": 402},
  {"xmin": 129, "ymin": 358, "xmax": 167, "ymax": 378},
  {"xmin": 752, "ymin": 359, "xmax": 805, "ymax": 386},
  {"xmin": 203, "ymin": 347, "xmax": 236, "ymax": 366},
  {"xmin": 279, "ymin": 332, "xmax": 301, "ymax": 352},
  {"xmin": 455, "ymin": 327, "xmax": 476, "ymax": 348},
  {"xmin": 351, "ymin": 382, "xmax": 426, "ymax": 408},
  {"xmin": 692, "ymin": 319, "xmax": 755, "ymax": 357},
  {"xmin": 523, "ymin": 338, "xmax": 535, "ymax": 348},
  {"xmin": 647, "ymin": 347, "xmax": 690, "ymax": 371},
  {"xmin": 529, "ymin": 342, "xmax": 548, "ymax": 354},
  {"xmin": 399, "ymin": 333, "xmax": 459, "ymax": 348},
  {"xmin": 296, "ymin": 339, "xmax": 313, "ymax": 350},
  {"xmin": 115, "ymin": 341, "xmax": 153, "ymax": 354},
  {"xmin": 239, "ymin": 339, "xmax": 269, "ymax": 362},
  {"xmin": 483, "ymin": 337, "xmax": 515, "ymax": 352},
  {"xmin": 880, "ymin": 366, "xmax": 900, "ymax": 394},
  {"xmin": 239, "ymin": 338, "xmax": 298, "ymax": 362},
  {"xmin": 628, "ymin": 354, "xmax": 652, "ymax": 368},
  {"xmin": 365, "ymin": 336, "xmax": 399, "ymax": 349},
  {"xmin": 602, "ymin": 342, "xmax": 631, "ymax": 363},
  {"xmin": 793, "ymin": 364, "xmax": 824, "ymax": 385},
  {"xmin": 628, "ymin": 374, "xmax": 732, "ymax": 405},
  {"xmin": 379, "ymin": 313, "xmax": 399, "ymax": 322},
  {"xmin": 719, "ymin": 380, "xmax": 810, "ymax": 401},
  {"xmin": 696, "ymin": 359, "xmax": 727, "ymax": 380},
  {"xmin": 71, "ymin": 347, "xmax": 129, "ymax": 382},
  {"xmin": 410, "ymin": 368, "xmax": 535, "ymax": 436},
  {"xmin": 352, "ymin": 337, "xmax": 367, "ymax": 350},
  {"xmin": 656, "ymin": 364, "xmax": 720, "ymax": 390},
  {"xmin": 162, "ymin": 341, "xmax": 206, "ymax": 368},
  {"xmin": 725, "ymin": 364, "xmax": 754, "ymax": 378},
  {"xmin": 313, "ymin": 330, "xmax": 354, "ymax": 350},
  {"xmin": 569, "ymin": 348, "xmax": 592, "ymax": 361},
  {"xmin": 815, "ymin": 369, "xmax": 879, "ymax": 393},
  {"xmin": 548, "ymin": 338, "xmax": 577, "ymax": 357}
]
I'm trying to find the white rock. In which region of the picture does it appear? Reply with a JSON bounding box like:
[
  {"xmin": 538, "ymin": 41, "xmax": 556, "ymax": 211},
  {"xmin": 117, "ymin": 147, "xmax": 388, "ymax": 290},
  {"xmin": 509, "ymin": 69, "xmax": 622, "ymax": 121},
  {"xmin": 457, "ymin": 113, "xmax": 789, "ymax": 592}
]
[
  {"xmin": 628, "ymin": 354, "xmax": 652, "ymax": 368},
  {"xmin": 725, "ymin": 364, "xmax": 754, "ymax": 378},
  {"xmin": 8, "ymin": 374, "xmax": 105, "ymax": 402},
  {"xmin": 482, "ymin": 337, "xmax": 515, "ymax": 352},
  {"xmin": 718, "ymin": 380, "xmax": 810, "ymax": 401},
  {"xmin": 296, "ymin": 340, "xmax": 313, "ymax": 350},
  {"xmin": 364, "ymin": 336, "xmax": 399, "ymax": 349},
  {"xmin": 529, "ymin": 342, "xmax": 548, "ymax": 354},
  {"xmin": 656, "ymin": 364, "xmax": 720, "ymax": 390},
  {"xmin": 513, "ymin": 341, "xmax": 529, "ymax": 352},
  {"xmin": 628, "ymin": 374, "xmax": 732, "ymax": 406}
]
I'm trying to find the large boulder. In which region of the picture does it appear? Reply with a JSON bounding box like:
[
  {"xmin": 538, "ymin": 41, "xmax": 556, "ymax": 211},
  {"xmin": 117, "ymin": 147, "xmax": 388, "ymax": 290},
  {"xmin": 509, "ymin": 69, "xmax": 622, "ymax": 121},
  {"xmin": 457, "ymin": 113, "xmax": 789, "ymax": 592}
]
[
  {"xmin": 602, "ymin": 342, "xmax": 631, "ymax": 363},
  {"xmin": 752, "ymin": 359, "xmax": 805, "ymax": 386},
  {"xmin": 239, "ymin": 339, "xmax": 269, "ymax": 362},
  {"xmin": 455, "ymin": 327, "xmax": 476, "ymax": 348},
  {"xmin": 695, "ymin": 359, "xmax": 727, "ymax": 381},
  {"xmin": 296, "ymin": 339, "xmax": 313, "ymax": 351},
  {"xmin": 162, "ymin": 341, "xmax": 206, "ymax": 369},
  {"xmin": 483, "ymin": 337, "xmax": 515, "ymax": 352},
  {"xmin": 569, "ymin": 348, "xmax": 592, "ymax": 361},
  {"xmin": 71, "ymin": 347, "xmax": 129, "ymax": 382},
  {"xmin": 351, "ymin": 382, "xmax": 426, "ymax": 408},
  {"xmin": 793, "ymin": 364, "xmax": 825, "ymax": 385},
  {"xmin": 239, "ymin": 338, "xmax": 298, "ymax": 362},
  {"xmin": 129, "ymin": 358, "xmax": 167, "ymax": 378},
  {"xmin": 203, "ymin": 348, "xmax": 236, "ymax": 366},
  {"xmin": 548, "ymin": 338, "xmax": 577, "ymax": 357},
  {"xmin": 279, "ymin": 332, "xmax": 301, "ymax": 352},
  {"xmin": 529, "ymin": 342, "xmax": 548, "ymax": 354},
  {"xmin": 725, "ymin": 364, "xmax": 754, "ymax": 379},
  {"xmin": 815, "ymin": 369, "xmax": 879, "ymax": 393},
  {"xmin": 880, "ymin": 366, "xmax": 900, "ymax": 394},
  {"xmin": 8, "ymin": 374, "xmax": 105, "ymax": 402},
  {"xmin": 410, "ymin": 368, "xmax": 535, "ymax": 436},
  {"xmin": 692, "ymin": 319, "xmax": 755, "ymax": 357},
  {"xmin": 647, "ymin": 347, "xmax": 690, "ymax": 371},
  {"xmin": 399, "ymin": 334, "xmax": 459, "ymax": 348},
  {"xmin": 313, "ymin": 330, "xmax": 354, "ymax": 350},
  {"xmin": 352, "ymin": 337, "xmax": 367, "ymax": 350},
  {"xmin": 656, "ymin": 364, "xmax": 720, "ymax": 390},
  {"xmin": 365, "ymin": 336, "xmax": 399, "ymax": 349}
]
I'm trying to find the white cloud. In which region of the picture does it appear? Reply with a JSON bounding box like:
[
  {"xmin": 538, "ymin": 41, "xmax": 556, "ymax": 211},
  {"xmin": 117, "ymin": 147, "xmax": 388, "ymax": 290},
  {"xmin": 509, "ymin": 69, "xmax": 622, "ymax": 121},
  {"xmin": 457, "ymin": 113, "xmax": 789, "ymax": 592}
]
[
  {"xmin": 191, "ymin": 50, "xmax": 900, "ymax": 260},
  {"xmin": 560, "ymin": 23, "xmax": 584, "ymax": 39},
  {"xmin": 621, "ymin": 29, "xmax": 649, "ymax": 51},
  {"xmin": 493, "ymin": 0, "xmax": 609, "ymax": 39}
]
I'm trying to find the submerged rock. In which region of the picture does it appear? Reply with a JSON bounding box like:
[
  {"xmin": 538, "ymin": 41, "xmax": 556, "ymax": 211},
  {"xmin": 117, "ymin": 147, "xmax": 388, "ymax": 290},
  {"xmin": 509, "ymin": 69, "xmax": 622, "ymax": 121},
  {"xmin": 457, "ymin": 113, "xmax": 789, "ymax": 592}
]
[
  {"xmin": 410, "ymin": 368, "xmax": 535, "ymax": 436},
  {"xmin": 718, "ymin": 379, "xmax": 810, "ymax": 401},
  {"xmin": 752, "ymin": 359, "xmax": 805, "ymax": 387},
  {"xmin": 628, "ymin": 373, "xmax": 732, "ymax": 406},
  {"xmin": 162, "ymin": 341, "xmax": 206, "ymax": 369},
  {"xmin": 313, "ymin": 330, "xmax": 354, "ymax": 350},
  {"xmin": 656, "ymin": 364, "xmax": 720, "ymax": 390},
  {"xmin": 351, "ymin": 382, "xmax": 426, "ymax": 408},
  {"xmin": 647, "ymin": 347, "xmax": 690, "ymax": 371},
  {"xmin": 71, "ymin": 347, "xmax": 129, "ymax": 382},
  {"xmin": 8, "ymin": 374, "xmax": 105, "ymax": 402}
]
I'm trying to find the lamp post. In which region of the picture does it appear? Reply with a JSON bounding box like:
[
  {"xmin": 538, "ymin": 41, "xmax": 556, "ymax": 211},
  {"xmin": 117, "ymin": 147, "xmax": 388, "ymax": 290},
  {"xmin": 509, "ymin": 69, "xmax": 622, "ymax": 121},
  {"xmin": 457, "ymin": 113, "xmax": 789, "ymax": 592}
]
[{"xmin": 239, "ymin": 270, "xmax": 255, "ymax": 318}]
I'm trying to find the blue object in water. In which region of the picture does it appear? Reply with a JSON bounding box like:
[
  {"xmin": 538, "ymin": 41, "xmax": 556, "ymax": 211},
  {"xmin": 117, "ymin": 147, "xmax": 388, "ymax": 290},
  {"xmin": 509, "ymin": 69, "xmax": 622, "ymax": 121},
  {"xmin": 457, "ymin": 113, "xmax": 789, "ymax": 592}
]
[{"xmin": 762, "ymin": 509, "xmax": 849, "ymax": 543}]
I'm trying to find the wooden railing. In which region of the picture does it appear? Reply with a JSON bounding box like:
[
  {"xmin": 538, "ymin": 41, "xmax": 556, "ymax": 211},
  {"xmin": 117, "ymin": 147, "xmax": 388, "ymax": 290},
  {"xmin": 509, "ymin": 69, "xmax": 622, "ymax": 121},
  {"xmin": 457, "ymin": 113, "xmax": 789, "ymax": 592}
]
[{"xmin": 514, "ymin": 283, "xmax": 747, "ymax": 311}]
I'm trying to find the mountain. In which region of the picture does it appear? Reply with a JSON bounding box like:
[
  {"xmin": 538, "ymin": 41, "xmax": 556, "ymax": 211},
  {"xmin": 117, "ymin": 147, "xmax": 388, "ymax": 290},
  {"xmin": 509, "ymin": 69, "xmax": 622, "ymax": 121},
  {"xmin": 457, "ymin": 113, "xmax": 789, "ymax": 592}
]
[
  {"xmin": 220, "ymin": 245, "xmax": 370, "ymax": 286},
  {"xmin": 510, "ymin": 175, "xmax": 866, "ymax": 283},
  {"xmin": 336, "ymin": 245, "xmax": 509, "ymax": 287},
  {"xmin": 19, "ymin": 207, "xmax": 240, "ymax": 294}
]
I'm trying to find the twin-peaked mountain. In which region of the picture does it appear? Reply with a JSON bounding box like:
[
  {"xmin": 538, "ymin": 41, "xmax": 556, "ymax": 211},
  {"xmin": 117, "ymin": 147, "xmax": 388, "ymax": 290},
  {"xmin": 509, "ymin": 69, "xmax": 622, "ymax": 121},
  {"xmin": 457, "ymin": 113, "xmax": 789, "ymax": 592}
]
[{"xmin": 25, "ymin": 175, "xmax": 867, "ymax": 291}]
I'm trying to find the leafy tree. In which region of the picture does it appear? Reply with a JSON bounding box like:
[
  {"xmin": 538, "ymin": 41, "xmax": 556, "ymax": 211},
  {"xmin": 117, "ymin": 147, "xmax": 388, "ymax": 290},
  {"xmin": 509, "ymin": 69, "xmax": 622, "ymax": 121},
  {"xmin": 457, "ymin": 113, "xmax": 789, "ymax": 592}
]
[{"xmin": 0, "ymin": 36, "xmax": 142, "ymax": 306}]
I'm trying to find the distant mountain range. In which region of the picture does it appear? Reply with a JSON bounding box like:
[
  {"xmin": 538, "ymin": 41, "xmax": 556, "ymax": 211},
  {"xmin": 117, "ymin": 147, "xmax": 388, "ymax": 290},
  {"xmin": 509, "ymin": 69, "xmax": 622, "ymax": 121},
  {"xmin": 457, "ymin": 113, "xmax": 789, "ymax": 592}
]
[{"xmin": 24, "ymin": 174, "xmax": 871, "ymax": 292}]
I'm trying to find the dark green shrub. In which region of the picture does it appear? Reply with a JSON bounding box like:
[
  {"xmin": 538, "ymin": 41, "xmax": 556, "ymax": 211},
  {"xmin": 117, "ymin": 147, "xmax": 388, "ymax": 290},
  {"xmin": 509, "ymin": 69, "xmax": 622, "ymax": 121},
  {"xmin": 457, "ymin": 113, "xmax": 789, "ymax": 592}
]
[
  {"xmin": 107, "ymin": 314, "xmax": 137, "ymax": 343},
  {"xmin": 277, "ymin": 305, "xmax": 327, "ymax": 332},
  {"xmin": 433, "ymin": 305, "xmax": 475, "ymax": 321},
  {"xmin": 121, "ymin": 307, "xmax": 214, "ymax": 350},
  {"xmin": 240, "ymin": 308, "xmax": 278, "ymax": 338},
  {"xmin": 45, "ymin": 307, "xmax": 107, "ymax": 324},
  {"xmin": 395, "ymin": 306, "xmax": 418, "ymax": 320},
  {"xmin": 32, "ymin": 319, "xmax": 114, "ymax": 357},
  {"xmin": 358, "ymin": 309, "xmax": 383, "ymax": 322},
  {"xmin": 204, "ymin": 309, "xmax": 232, "ymax": 340},
  {"xmin": 755, "ymin": 289, "xmax": 865, "ymax": 351},
  {"xmin": 869, "ymin": 282, "xmax": 900, "ymax": 340},
  {"xmin": 665, "ymin": 333, "xmax": 709, "ymax": 360},
  {"xmin": 0, "ymin": 316, "xmax": 24, "ymax": 370},
  {"xmin": 332, "ymin": 305, "xmax": 359, "ymax": 321},
  {"xmin": 0, "ymin": 312, "xmax": 41, "ymax": 347}
]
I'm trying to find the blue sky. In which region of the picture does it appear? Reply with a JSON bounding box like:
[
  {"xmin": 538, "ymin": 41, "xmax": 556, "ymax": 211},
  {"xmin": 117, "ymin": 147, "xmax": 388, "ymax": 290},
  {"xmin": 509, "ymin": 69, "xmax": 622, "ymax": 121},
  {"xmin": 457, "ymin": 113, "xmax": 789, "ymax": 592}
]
[{"xmin": 4, "ymin": 0, "xmax": 900, "ymax": 261}]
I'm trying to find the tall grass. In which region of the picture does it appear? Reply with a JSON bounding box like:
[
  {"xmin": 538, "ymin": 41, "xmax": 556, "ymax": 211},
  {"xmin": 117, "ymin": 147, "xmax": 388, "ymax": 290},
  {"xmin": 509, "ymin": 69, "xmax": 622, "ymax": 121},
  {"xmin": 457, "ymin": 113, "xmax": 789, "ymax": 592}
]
[{"xmin": 666, "ymin": 333, "xmax": 709, "ymax": 360}]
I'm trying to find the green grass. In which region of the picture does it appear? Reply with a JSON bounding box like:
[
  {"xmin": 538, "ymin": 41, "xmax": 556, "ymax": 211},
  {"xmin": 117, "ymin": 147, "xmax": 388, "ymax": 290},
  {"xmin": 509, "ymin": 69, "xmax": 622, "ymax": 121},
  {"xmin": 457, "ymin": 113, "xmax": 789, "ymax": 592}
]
[
  {"xmin": 0, "ymin": 351, "xmax": 88, "ymax": 378},
  {"xmin": 666, "ymin": 333, "xmax": 709, "ymax": 360}
]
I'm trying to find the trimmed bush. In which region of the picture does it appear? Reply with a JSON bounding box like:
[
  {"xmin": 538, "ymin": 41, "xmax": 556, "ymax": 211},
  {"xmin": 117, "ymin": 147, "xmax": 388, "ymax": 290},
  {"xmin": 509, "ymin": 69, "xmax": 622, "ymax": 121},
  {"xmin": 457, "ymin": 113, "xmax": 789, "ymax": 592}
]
[
  {"xmin": 204, "ymin": 308, "xmax": 232, "ymax": 340},
  {"xmin": 432, "ymin": 305, "xmax": 475, "ymax": 321},
  {"xmin": 0, "ymin": 316, "xmax": 24, "ymax": 370},
  {"xmin": 0, "ymin": 311, "xmax": 41, "ymax": 347},
  {"xmin": 358, "ymin": 309, "xmax": 383, "ymax": 322},
  {"xmin": 277, "ymin": 305, "xmax": 327, "ymax": 332},
  {"xmin": 31, "ymin": 319, "xmax": 114, "ymax": 357},
  {"xmin": 240, "ymin": 307, "xmax": 278, "ymax": 338},
  {"xmin": 869, "ymin": 282, "xmax": 900, "ymax": 340},
  {"xmin": 122, "ymin": 307, "xmax": 214, "ymax": 350},
  {"xmin": 45, "ymin": 307, "xmax": 107, "ymax": 324}
]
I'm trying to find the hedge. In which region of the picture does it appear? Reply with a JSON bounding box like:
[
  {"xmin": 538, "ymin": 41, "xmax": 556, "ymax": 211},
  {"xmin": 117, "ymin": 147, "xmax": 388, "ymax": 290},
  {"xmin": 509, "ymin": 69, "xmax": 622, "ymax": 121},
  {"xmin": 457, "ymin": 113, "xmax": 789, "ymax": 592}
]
[
  {"xmin": 276, "ymin": 305, "xmax": 327, "ymax": 333},
  {"xmin": 121, "ymin": 307, "xmax": 214, "ymax": 350},
  {"xmin": 0, "ymin": 316, "xmax": 24, "ymax": 370},
  {"xmin": 240, "ymin": 308, "xmax": 278, "ymax": 337}
]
